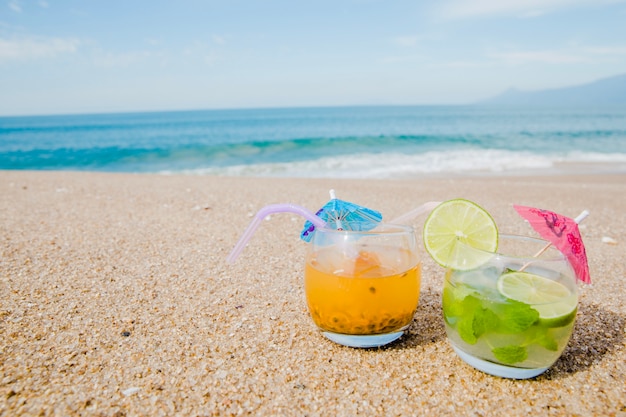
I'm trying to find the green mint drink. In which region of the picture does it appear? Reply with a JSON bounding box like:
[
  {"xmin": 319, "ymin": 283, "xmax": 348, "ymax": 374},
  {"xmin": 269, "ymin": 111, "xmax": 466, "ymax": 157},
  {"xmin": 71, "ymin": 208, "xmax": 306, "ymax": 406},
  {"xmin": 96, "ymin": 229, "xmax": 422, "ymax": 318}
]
[
  {"xmin": 422, "ymin": 200, "xmax": 580, "ymax": 378},
  {"xmin": 443, "ymin": 268, "xmax": 577, "ymax": 369}
]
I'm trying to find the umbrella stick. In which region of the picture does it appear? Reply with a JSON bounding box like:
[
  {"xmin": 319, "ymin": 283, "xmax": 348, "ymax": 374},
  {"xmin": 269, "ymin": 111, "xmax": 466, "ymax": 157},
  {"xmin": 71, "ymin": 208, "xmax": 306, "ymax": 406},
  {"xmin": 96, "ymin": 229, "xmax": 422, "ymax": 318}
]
[{"xmin": 519, "ymin": 210, "xmax": 589, "ymax": 272}]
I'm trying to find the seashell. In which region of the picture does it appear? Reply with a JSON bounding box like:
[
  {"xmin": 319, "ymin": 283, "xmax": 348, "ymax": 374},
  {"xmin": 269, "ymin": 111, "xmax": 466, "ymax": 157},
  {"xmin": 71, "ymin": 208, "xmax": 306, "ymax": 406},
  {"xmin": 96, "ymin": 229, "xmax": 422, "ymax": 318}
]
[
  {"xmin": 601, "ymin": 236, "xmax": 618, "ymax": 245},
  {"xmin": 122, "ymin": 387, "xmax": 141, "ymax": 396}
]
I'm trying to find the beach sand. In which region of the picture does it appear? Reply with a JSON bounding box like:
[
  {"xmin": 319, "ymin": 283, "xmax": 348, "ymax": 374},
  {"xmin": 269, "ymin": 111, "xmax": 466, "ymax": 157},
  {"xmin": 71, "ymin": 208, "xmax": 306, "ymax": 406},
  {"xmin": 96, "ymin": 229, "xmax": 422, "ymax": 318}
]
[{"xmin": 1, "ymin": 170, "xmax": 625, "ymax": 416}]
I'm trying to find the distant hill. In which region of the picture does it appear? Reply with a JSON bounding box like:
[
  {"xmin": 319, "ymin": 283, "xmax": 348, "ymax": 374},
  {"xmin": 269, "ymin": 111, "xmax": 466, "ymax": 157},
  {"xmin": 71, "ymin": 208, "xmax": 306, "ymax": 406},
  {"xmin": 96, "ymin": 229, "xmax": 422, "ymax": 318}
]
[{"xmin": 480, "ymin": 73, "xmax": 626, "ymax": 106}]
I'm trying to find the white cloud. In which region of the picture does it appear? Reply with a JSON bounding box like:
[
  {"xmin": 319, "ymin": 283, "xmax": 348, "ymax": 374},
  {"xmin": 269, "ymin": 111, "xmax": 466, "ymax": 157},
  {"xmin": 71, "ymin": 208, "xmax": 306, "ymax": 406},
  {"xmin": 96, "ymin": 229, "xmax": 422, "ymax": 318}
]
[
  {"xmin": 8, "ymin": 0, "xmax": 22, "ymax": 12},
  {"xmin": 438, "ymin": 60, "xmax": 491, "ymax": 68},
  {"xmin": 145, "ymin": 38, "xmax": 162, "ymax": 46},
  {"xmin": 582, "ymin": 45, "xmax": 626, "ymax": 55},
  {"xmin": 90, "ymin": 49, "xmax": 154, "ymax": 68},
  {"xmin": 392, "ymin": 35, "xmax": 420, "ymax": 47},
  {"xmin": 182, "ymin": 40, "xmax": 205, "ymax": 56},
  {"xmin": 0, "ymin": 36, "xmax": 81, "ymax": 62},
  {"xmin": 491, "ymin": 50, "xmax": 585, "ymax": 65},
  {"xmin": 488, "ymin": 44, "xmax": 626, "ymax": 66},
  {"xmin": 211, "ymin": 35, "xmax": 226, "ymax": 45},
  {"xmin": 180, "ymin": 40, "xmax": 224, "ymax": 66},
  {"xmin": 381, "ymin": 54, "xmax": 424, "ymax": 64},
  {"xmin": 203, "ymin": 51, "xmax": 221, "ymax": 66},
  {"xmin": 438, "ymin": 0, "xmax": 626, "ymax": 19}
]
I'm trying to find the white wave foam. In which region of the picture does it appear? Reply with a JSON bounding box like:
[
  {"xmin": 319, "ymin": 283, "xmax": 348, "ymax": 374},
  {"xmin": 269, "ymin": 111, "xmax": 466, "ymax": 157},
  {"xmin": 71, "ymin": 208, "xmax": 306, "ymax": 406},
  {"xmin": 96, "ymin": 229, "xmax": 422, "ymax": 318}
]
[
  {"xmin": 165, "ymin": 149, "xmax": 626, "ymax": 178},
  {"xmin": 555, "ymin": 151, "xmax": 626, "ymax": 163}
]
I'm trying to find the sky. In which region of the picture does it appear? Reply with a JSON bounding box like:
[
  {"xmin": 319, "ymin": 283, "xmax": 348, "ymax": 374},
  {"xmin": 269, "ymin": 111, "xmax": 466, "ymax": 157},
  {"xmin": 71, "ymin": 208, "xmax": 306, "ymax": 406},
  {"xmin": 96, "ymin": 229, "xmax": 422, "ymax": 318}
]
[{"xmin": 1, "ymin": 0, "xmax": 626, "ymax": 116}]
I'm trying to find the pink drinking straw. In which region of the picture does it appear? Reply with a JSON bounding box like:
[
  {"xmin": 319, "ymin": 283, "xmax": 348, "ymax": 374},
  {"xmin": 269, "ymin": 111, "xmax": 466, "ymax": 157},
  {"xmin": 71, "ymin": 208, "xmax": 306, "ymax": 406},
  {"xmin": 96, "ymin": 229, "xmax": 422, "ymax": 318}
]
[{"xmin": 227, "ymin": 203, "xmax": 327, "ymax": 264}]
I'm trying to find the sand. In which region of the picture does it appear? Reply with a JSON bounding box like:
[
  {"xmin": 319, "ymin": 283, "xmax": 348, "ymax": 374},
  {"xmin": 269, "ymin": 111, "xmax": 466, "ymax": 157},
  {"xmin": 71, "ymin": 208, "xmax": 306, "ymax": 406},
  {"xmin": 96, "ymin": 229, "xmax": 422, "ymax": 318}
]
[{"xmin": 1, "ymin": 170, "xmax": 625, "ymax": 416}]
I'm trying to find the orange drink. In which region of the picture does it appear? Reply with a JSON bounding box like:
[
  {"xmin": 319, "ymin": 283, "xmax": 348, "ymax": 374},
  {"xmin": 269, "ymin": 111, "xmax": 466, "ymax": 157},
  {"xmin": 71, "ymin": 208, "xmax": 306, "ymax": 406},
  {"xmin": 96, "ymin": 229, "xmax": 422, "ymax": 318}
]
[{"xmin": 306, "ymin": 249, "xmax": 420, "ymax": 335}]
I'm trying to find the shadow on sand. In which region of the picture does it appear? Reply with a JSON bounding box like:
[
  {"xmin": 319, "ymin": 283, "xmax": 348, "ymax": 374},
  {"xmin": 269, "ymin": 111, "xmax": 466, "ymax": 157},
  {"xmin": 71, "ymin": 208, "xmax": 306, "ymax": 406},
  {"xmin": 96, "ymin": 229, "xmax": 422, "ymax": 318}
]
[
  {"xmin": 540, "ymin": 302, "xmax": 625, "ymax": 380},
  {"xmin": 386, "ymin": 288, "xmax": 447, "ymax": 350}
]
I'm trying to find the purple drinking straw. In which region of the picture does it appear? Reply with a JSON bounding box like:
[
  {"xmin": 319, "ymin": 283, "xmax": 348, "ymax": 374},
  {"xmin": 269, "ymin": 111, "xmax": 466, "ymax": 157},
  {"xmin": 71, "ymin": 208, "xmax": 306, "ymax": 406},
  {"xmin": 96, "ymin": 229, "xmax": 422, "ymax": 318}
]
[{"xmin": 227, "ymin": 203, "xmax": 327, "ymax": 264}]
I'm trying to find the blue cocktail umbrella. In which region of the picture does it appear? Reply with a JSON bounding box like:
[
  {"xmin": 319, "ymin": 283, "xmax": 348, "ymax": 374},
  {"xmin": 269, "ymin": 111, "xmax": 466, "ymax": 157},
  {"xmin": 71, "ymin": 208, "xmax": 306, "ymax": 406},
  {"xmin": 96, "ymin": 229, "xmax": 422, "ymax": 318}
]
[{"xmin": 300, "ymin": 189, "xmax": 383, "ymax": 242}]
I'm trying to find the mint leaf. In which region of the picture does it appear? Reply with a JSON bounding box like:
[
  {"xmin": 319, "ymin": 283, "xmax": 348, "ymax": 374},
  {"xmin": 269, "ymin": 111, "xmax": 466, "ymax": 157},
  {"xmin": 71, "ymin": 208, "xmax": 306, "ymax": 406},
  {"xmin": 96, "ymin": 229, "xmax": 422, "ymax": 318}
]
[
  {"xmin": 443, "ymin": 286, "xmax": 483, "ymax": 326},
  {"xmin": 500, "ymin": 300, "xmax": 539, "ymax": 333},
  {"xmin": 461, "ymin": 294, "xmax": 482, "ymax": 313},
  {"xmin": 457, "ymin": 316, "xmax": 477, "ymax": 344},
  {"xmin": 456, "ymin": 296, "xmax": 483, "ymax": 344},
  {"xmin": 448, "ymin": 291, "xmax": 502, "ymax": 345},
  {"xmin": 473, "ymin": 307, "xmax": 500, "ymax": 337},
  {"xmin": 537, "ymin": 334, "xmax": 558, "ymax": 351},
  {"xmin": 442, "ymin": 287, "xmax": 463, "ymax": 319},
  {"xmin": 456, "ymin": 304, "xmax": 499, "ymax": 345},
  {"xmin": 492, "ymin": 345, "xmax": 528, "ymax": 364},
  {"xmin": 529, "ymin": 325, "xmax": 559, "ymax": 352}
]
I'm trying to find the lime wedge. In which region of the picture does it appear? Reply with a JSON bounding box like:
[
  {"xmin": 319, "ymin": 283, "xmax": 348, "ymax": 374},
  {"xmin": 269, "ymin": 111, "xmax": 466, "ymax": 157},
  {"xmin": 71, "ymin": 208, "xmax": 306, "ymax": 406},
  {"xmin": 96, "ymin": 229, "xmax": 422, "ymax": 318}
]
[
  {"xmin": 423, "ymin": 199, "xmax": 498, "ymax": 270},
  {"xmin": 497, "ymin": 271, "xmax": 577, "ymax": 327}
]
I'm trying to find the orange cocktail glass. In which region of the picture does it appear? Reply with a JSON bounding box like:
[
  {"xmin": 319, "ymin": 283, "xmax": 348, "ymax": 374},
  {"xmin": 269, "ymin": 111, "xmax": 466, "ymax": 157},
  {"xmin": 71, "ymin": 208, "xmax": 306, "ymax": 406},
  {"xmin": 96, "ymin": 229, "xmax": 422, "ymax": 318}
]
[{"xmin": 304, "ymin": 223, "xmax": 421, "ymax": 348}]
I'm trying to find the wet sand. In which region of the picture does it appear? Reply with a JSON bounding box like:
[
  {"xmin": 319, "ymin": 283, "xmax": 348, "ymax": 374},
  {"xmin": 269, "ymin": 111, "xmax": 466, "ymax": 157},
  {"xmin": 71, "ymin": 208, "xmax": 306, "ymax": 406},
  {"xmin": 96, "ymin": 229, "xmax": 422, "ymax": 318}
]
[{"xmin": 1, "ymin": 170, "xmax": 625, "ymax": 416}]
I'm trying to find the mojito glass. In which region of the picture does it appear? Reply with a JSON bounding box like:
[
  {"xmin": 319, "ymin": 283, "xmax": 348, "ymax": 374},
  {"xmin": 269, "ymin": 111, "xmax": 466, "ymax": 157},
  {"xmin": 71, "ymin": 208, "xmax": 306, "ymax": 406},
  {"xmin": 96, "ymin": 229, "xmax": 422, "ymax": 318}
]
[
  {"xmin": 305, "ymin": 223, "xmax": 421, "ymax": 348},
  {"xmin": 442, "ymin": 234, "xmax": 578, "ymax": 379}
]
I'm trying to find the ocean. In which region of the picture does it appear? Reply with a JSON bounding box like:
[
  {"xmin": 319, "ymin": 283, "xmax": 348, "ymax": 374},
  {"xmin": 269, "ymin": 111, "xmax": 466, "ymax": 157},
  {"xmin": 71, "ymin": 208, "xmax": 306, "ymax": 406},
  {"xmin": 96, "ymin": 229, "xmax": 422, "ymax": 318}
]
[{"xmin": 1, "ymin": 105, "xmax": 626, "ymax": 178}]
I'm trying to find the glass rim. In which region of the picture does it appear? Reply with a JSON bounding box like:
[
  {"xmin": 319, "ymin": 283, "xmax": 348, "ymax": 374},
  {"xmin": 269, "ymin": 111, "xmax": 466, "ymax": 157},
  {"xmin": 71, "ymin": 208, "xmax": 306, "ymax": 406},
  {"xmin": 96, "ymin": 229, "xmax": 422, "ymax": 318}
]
[
  {"xmin": 458, "ymin": 233, "xmax": 566, "ymax": 263},
  {"xmin": 314, "ymin": 222, "xmax": 415, "ymax": 236}
]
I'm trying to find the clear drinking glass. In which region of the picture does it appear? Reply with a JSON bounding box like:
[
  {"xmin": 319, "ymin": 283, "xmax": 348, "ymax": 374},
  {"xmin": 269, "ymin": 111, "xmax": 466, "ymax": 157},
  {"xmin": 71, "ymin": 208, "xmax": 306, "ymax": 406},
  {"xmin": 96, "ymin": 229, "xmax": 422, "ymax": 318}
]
[
  {"xmin": 442, "ymin": 234, "xmax": 579, "ymax": 379},
  {"xmin": 305, "ymin": 223, "xmax": 421, "ymax": 348}
]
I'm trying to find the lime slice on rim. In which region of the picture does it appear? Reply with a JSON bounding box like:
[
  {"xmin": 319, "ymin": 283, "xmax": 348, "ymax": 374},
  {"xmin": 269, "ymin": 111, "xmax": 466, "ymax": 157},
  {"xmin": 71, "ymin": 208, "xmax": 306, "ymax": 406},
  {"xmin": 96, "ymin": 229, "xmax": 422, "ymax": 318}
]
[
  {"xmin": 423, "ymin": 199, "xmax": 498, "ymax": 270},
  {"xmin": 497, "ymin": 271, "xmax": 577, "ymax": 327}
]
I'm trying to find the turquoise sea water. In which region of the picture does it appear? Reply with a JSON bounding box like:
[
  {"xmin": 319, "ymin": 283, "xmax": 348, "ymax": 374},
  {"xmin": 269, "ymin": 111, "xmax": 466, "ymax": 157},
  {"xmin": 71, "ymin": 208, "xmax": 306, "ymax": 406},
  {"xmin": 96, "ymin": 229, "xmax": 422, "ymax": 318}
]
[{"xmin": 1, "ymin": 106, "xmax": 626, "ymax": 178}]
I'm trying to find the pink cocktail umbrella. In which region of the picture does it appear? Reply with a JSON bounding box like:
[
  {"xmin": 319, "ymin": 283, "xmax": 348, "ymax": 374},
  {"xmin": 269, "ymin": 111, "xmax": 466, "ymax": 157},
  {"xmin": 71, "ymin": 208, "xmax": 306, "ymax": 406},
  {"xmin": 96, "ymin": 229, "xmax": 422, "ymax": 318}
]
[{"xmin": 513, "ymin": 205, "xmax": 591, "ymax": 284}]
